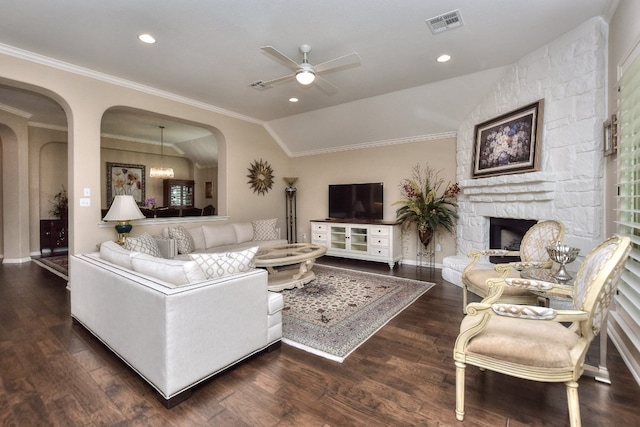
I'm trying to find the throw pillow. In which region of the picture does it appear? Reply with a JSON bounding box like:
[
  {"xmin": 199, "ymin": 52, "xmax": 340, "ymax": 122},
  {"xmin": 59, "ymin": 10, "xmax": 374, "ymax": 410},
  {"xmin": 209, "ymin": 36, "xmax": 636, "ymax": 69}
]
[
  {"xmin": 188, "ymin": 226, "xmax": 206, "ymax": 250},
  {"xmin": 124, "ymin": 232, "xmax": 162, "ymax": 257},
  {"xmin": 190, "ymin": 246, "xmax": 258, "ymax": 279},
  {"xmin": 99, "ymin": 240, "xmax": 135, "ymax": 270},
  {"xmin": 131, "ymin": 253, "xmax": 206, "ymax": 286},
  {"xmin": 168, "ymin": 225, "xmax": 196, "ymax": 254},
  {"xmin": 252, "ymin": 218, "xmax": 278, "ymax": 241}
]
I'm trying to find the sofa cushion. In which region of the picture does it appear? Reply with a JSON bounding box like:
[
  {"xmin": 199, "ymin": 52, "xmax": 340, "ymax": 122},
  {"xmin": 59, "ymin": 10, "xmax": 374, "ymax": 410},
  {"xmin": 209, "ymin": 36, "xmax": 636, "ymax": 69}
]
[
  {"xmin": 100, "ymin": 240, "xmax": 136, "ymax": 269},
  {"xmin": 233, "ymin": 222, "xmax": 254, "ymax": 243},
  {"xmin": 168, "ymin": 225, "xmax": 196, "ymax": 254},
  {"xmin": 188, "ymin": 226, "xmax": 206, "ymax": 251},
  {"xmin": 203, "ymin": 223, "xmax": 238, "ymax": 248},
  {"xmin": 124, "ymin": 232, "xmax": 162, "ymax": 257},
  {"xmin": 252, "ymin": 218, "xmax": 278, "ymax": 241},
  {"xmin": 130, "ymin": 253, "xmax": 207, "ymax": 286},
  {"xmin": 190, "ymin": 247, "xmax": 258, "ymax": 279}
]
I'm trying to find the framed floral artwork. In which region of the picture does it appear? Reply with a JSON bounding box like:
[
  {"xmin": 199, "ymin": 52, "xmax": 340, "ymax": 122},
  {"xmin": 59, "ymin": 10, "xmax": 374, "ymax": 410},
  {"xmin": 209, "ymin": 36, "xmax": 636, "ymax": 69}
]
[
  {"xmin": 106, "ymin": 162, "xmax": 146, "ymax": 206},
  {"xmin": 472, "ymin": 100, "xmax": 544, "ymax": 178}
]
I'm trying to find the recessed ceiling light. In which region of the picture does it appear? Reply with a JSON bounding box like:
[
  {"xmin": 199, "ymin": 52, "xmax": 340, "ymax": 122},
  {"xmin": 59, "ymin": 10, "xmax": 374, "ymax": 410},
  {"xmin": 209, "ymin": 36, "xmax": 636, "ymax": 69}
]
[
  {"xmin": 437, "ymin": 54, "xmax": 451, "ymax": 63},
  {"xmin": 289, "ymin": 97, "xmax": 299, "ymax": 103},
  {"xmin": 138, "ymin": 34, "xmax": 156, "ymax": 44}
]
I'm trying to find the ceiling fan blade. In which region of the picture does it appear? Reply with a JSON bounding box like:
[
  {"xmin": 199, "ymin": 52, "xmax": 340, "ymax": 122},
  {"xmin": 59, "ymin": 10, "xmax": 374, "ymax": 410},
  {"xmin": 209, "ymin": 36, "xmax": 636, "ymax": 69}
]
[
  {"xmin": 314, "ymin": 76, "xmax": 339, "ymax": 96},
  {"xmin": 260, "ymin": 46, "xmax": 301, "ymax": 71},
  {"xmin": 314, "ymin": 52, "xmax": 361, "ymax": 74},
  {"xmin": 249, "ymin": 73, "xmax": 295, "ymax": 90}
]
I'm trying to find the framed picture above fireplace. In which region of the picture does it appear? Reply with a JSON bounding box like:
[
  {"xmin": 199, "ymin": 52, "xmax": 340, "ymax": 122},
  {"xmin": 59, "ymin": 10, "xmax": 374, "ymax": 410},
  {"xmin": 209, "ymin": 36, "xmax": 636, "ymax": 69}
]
[{"xmin": 472, "ymin": 99, "xmax": 544, "ymax": 178}]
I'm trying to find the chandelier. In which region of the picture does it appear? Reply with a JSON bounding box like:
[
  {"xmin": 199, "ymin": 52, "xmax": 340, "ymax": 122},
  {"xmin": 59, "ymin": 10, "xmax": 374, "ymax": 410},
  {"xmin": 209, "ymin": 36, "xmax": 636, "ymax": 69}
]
[{"xmin": 149, "ymin": 125, "xmax": 174, "ymax": 179}]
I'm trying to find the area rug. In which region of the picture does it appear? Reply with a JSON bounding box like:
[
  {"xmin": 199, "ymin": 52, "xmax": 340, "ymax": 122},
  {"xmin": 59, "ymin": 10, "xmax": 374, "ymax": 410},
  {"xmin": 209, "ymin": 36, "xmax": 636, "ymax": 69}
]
[
  {"xmin": 281, "ymin": 264, "xmax": 434, "ymax": 362},
  {"xmin": 33, "ymin": 255, "xmax": 69, "ymax": 281}
]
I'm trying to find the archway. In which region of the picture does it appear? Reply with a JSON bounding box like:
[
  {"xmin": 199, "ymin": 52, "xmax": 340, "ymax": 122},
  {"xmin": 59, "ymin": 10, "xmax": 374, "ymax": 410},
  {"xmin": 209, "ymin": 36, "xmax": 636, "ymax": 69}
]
[{"xmin": 101, "ymin": 106, "xmax": 220, "ymax": 217}]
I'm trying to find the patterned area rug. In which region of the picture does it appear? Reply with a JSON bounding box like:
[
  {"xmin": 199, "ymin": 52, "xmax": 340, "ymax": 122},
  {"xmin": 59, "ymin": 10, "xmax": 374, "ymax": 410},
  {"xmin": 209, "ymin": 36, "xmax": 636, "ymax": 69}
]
[
  {"xmin": 33, "ymin": 255, "xmax": 69, "ymax": 281},
  {"xmin": 282, "ymin": 264, "xmax": 434, "ymax": 362}
]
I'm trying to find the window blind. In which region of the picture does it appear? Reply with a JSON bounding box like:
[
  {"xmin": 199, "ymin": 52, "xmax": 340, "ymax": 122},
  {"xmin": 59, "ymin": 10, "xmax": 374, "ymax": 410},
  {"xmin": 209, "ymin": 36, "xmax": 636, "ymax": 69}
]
[{"xmin": 612, "ymin": 47, "xmax": 640, "ymax": 385}]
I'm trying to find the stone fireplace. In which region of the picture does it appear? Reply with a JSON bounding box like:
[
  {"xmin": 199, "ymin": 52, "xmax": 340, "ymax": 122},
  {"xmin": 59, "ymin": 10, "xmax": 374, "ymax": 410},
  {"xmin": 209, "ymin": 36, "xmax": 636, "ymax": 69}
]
[{"xmin": 441, "ymin": 18, "xmax": 607, "ymax": 287}]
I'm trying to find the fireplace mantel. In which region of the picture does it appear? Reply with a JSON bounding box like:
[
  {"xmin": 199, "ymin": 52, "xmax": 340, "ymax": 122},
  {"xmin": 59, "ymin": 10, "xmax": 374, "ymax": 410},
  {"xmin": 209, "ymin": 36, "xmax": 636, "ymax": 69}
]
[{"xmin": 460, "ymin": 171, "xmax": 570, "ymax": 203}]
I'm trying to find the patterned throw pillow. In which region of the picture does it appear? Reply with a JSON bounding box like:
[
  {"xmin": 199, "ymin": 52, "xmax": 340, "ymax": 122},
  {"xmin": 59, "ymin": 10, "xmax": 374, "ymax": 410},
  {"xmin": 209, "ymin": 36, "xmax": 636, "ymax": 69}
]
[
  {"xmin": 168, "ymin": 225, "xmax": 196, "ymax": 254},
  {"xmin": 124, "ymin": 232, "xmax": 162, "ymax": 257},
  {"xmin": 190, "ymin": 247, "xmax": 258, "ymax": 279},
  {"xmin": 252, "ymin": 218, "xmax": 278, "ymax": 241}
]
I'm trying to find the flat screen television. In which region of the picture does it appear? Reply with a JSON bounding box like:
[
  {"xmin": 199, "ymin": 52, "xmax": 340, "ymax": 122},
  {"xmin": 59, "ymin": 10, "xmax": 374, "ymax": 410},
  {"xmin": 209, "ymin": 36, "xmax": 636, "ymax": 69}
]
[{"xmin": 328, "ymin": 183, "xmax": 383, "ymax": 221}]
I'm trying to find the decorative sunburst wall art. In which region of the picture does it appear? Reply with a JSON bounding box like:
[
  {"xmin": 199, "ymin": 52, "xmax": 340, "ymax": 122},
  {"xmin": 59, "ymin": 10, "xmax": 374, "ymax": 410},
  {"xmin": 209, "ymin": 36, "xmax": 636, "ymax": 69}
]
[{"xmin": 247, "ymin": 159, "xmax": 274, "ymax": 195}]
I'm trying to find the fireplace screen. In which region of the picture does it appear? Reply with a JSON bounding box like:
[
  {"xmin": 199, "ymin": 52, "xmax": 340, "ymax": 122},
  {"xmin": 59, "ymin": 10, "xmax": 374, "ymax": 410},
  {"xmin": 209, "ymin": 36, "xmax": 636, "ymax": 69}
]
[{"xmin": 489, "ymin": 218, "xmax": 537, "ymax": 263}]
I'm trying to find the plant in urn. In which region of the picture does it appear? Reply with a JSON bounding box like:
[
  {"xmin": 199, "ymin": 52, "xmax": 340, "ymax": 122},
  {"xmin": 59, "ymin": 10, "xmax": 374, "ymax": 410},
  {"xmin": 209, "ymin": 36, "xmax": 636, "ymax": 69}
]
[
  {"xmin": 546, "ymin": 242, "xmax": 580, "ymax": 283},
  {"xmin": 394, "ymin": 164, "xmax": 460, "ymax": 250}
]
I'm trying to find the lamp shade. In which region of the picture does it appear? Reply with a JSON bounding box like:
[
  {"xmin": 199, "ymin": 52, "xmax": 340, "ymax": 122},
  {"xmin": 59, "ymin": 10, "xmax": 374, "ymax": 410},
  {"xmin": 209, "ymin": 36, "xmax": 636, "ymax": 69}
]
[{"xmin": 103, "ymin": 195, "xmax": 145, "ymax": 221}]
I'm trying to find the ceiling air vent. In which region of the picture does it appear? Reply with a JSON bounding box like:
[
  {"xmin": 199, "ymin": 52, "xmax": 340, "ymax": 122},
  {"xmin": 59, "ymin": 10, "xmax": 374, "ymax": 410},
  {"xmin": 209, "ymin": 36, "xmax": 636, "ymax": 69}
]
[{"xmin": 426, "ymin": 9, "xmax": 463, "ymax": 35}]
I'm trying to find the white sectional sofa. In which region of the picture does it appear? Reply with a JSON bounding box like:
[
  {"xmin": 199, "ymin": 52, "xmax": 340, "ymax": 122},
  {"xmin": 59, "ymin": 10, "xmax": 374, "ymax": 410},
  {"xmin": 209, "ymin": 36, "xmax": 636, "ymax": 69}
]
[
  {"xmin": 162, "ymin": 219, "xmax": 288, "ymax": 257},
  {"xmin": 69, "ymin": 237, "xmax": 284, "ymax": 407}
]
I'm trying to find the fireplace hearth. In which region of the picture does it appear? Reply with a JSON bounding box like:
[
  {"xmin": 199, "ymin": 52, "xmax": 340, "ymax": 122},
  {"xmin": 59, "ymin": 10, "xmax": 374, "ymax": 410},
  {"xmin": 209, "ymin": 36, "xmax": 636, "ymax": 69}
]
[{"xmin": 489, "ymin": 218, "xmax": 537, "ymax": 264}]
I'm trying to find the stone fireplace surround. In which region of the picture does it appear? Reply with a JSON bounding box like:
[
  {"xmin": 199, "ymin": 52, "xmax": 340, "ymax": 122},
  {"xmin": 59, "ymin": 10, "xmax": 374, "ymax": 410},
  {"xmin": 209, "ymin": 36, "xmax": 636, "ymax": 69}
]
[
  {"xmin": 441, "ymin": 18, "xmax": 606, "ymax": 287},
  {"xmin": 442, "ymin": 170, "xmax": 602, "ymax": 287}
]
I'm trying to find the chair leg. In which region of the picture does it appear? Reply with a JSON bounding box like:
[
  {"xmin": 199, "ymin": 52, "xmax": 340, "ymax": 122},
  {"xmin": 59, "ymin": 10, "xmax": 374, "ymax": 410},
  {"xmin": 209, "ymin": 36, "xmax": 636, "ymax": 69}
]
[
  {"xmin": 565, "ymin": 380, "xmax": 581, "ymax": 427},
  {"xmin": 455, "ymin": 361, "xmax": 466, "ymax": 421},
  {"xmin": 462, "ymin": 284, "xmax": 468, "ymax": 314}
]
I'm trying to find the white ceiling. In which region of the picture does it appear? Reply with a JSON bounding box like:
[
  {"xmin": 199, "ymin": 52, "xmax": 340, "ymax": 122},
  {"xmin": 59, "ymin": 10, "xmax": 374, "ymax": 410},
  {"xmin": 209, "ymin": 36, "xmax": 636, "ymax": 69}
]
[{"xmin": 0, "ymin": 0, "xmax": 613, "ymax": 163}]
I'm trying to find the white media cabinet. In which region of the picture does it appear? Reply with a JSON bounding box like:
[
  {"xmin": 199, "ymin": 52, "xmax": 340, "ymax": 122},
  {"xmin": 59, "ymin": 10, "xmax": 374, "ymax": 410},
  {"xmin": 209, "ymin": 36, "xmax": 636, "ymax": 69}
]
[{"xmin": 311, "ymin": 220, "xmax": 402, "ymax": 269}]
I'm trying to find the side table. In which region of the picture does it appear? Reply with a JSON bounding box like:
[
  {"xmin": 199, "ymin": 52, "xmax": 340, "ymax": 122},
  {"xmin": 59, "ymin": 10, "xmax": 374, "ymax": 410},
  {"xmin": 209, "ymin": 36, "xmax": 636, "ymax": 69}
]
[{"xmin": 520, "ymin": 268, "xmax": 612, "ymax": 384}]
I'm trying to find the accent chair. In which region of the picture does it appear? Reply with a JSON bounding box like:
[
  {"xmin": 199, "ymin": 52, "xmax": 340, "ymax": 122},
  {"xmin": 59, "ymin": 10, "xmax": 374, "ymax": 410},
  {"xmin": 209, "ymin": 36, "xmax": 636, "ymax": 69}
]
[{"xmin": 461, "ymin": 220, "xmax": 565, "ymax": 312}]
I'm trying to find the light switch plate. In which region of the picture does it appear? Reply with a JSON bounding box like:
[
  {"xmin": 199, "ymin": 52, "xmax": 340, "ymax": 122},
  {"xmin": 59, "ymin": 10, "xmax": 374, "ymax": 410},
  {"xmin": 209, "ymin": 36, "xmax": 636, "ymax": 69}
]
[
  {"xmin": 80, "ymin": 197, "xmax": 91, "ymax": 207},
  {"xmin": 83, "ymin": 187, "xmax": 91, "ymax": 197}
]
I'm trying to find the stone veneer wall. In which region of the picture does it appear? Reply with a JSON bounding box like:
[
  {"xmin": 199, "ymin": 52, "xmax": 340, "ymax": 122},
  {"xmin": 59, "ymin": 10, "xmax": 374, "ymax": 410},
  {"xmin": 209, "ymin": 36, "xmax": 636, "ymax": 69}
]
[{"xmin": 443, "ymin": 18, "xmax": 607, "ymax": 286}]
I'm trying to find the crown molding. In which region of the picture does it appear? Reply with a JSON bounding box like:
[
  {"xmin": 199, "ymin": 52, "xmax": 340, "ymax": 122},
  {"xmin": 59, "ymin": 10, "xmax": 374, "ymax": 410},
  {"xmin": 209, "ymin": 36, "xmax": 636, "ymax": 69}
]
[
  {"xmin": 28, "ymin": 122, "xmax": 66, "ymax": 132},
  {"xmin": 0, "ymin": 43, "xmax": 263, "ymax": 126},
  {"xmin": 289, "ymin": 131, "xmax": 458, "ymax": 157},
  {"xmin": 0, "ymin": 102, "xmax": 31, "ymax": 119}
]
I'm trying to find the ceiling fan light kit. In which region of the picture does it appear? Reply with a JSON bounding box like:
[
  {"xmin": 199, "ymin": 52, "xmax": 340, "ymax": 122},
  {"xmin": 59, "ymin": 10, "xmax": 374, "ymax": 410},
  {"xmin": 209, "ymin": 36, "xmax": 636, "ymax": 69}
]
[{"xmin": 295, "ymin": 69, "xmax": 315, "ymax": 85}]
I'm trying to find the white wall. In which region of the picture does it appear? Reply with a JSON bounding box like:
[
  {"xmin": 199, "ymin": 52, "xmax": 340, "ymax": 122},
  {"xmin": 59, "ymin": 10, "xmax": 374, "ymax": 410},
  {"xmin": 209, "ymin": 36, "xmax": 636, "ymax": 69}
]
[{"xmin": 292, "ymin": 136, "xmax": 457, "ymax": 264}]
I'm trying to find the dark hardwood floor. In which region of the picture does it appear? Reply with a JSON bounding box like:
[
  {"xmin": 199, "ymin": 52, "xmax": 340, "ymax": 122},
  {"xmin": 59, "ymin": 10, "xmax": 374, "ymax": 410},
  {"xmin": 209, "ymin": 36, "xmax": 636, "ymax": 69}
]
[{"xmin": 1, "ymin": 256, "xmax": 638, "ymax": 426}]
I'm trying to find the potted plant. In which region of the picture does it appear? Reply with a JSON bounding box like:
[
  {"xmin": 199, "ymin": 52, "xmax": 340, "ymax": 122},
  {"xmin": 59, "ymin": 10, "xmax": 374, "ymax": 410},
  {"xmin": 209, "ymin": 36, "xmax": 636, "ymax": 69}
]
[
  {"xmin": 394, "ymin": 164, "xmax": 460, "ymax": 248},
  {"xmin": 49, "ymin": 185, "xmax": 69, "ymax": 219}
]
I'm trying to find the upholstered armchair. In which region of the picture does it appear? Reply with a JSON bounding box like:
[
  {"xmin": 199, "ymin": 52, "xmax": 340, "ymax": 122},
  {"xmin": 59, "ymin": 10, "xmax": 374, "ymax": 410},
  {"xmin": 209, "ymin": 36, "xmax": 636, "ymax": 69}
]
[
  {"xmin": 453, "ymin": 235, "xmax": 631, "ymax": 427},
  {"xmin": 461, "ymin": 220, "xmax": 565, "ymax": 312}
]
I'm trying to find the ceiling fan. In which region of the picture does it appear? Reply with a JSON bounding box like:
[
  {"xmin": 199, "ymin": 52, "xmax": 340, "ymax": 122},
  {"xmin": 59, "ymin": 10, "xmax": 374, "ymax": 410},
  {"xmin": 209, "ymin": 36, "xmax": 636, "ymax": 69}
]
[{"xmin": 250, "ymin": 44, "xmax": 360, "ymax": 95}]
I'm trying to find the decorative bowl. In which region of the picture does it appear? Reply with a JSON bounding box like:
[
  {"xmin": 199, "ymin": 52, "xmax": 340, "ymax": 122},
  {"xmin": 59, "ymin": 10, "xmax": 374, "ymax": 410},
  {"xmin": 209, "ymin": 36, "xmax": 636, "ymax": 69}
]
[
  {"xmin": 546, "ymin": 243, "xmax": 580, "ymax": 265},
  {"xmin": 546, "ymin": 243, "xmax": 580, "ymax": 282}
]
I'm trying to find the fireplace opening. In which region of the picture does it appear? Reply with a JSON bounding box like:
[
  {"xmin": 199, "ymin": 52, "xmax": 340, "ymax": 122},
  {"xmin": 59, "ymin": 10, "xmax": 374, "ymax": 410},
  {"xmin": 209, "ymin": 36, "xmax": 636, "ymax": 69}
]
[{"xmin": 489, "ymin": 217, "xmax": 537, "ymax": 264}]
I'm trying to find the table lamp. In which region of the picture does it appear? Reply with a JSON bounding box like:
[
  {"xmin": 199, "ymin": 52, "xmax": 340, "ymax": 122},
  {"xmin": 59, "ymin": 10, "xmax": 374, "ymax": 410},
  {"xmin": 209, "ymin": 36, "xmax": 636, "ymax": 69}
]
[{"xmin": 103, "ymin": 195, "xmax": 145, "ymax": 245}]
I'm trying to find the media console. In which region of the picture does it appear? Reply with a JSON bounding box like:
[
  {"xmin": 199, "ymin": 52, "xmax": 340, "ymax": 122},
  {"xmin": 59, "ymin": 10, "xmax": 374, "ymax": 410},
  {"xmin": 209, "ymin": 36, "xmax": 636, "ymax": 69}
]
[{"xmin": 310, "ymin": 219, "xmax": 402, "ymax": 269}]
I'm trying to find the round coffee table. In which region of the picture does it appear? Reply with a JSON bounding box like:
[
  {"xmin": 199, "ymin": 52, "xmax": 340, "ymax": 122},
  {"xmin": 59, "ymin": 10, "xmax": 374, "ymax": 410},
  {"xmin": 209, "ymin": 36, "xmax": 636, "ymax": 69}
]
[{"xmin": 254, "ymin": 243, "xmax": 327, "ymax": 291}]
